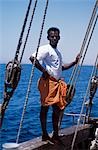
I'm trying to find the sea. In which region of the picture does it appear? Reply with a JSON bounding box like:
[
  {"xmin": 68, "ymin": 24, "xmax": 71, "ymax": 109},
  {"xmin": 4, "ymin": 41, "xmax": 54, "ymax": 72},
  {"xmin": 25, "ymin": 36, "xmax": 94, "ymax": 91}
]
[{"xmin": 0, "ymin": 64, "xmax": 98, "ymax": 149}]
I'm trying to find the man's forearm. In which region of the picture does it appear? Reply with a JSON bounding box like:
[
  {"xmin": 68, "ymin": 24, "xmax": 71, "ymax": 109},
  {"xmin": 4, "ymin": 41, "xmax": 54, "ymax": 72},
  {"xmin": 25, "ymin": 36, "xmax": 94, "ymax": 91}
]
[
  {"xmin": 62, "ymin": 61, "xmax": 76, "ymax": 71},
  {"xmin": 29, "ymin": 56, "xmax": 46, "ymax": 73}
]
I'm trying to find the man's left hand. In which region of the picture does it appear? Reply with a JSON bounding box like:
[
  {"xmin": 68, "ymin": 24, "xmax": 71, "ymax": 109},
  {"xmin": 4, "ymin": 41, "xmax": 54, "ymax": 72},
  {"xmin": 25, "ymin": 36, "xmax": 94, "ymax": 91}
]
[{"xmin": 75, "ymin": 53, "xmax": 81, "ymax": 64}]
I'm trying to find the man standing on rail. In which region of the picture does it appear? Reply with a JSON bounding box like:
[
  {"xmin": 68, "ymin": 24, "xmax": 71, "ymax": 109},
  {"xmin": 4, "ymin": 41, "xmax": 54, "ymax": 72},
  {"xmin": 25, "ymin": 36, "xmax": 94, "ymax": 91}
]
[{"xmin": 30, "ymin": 27, "xmax": 80, "ymax": 144}]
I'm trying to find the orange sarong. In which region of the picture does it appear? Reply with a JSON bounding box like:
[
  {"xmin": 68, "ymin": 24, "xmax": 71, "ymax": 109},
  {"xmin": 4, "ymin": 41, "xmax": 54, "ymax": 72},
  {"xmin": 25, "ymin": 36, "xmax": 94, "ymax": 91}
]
[{"xmin": 38, "ymin": 76, "xmax": 67, "ymax": 110}]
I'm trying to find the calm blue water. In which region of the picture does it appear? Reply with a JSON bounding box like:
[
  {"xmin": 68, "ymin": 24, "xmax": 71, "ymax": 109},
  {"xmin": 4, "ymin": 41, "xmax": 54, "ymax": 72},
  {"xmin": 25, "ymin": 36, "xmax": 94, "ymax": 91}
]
[{"xmin": 0, "ymin": 64, "xmax": 98, "ymax": 148}]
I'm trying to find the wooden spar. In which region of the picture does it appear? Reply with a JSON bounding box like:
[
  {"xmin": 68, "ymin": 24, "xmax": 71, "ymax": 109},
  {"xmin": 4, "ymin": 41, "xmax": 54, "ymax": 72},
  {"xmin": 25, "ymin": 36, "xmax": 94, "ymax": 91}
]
[{"xmin": 18, "ymin": 124, "xmax": 94, "ymax": 150}]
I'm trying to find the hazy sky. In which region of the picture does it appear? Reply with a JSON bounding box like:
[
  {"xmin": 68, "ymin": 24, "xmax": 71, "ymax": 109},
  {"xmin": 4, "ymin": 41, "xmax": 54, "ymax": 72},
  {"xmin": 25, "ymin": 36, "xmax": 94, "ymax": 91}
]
[{"xmin": 0, "ymin": 0, "xmax": 98, "ymax": 65}]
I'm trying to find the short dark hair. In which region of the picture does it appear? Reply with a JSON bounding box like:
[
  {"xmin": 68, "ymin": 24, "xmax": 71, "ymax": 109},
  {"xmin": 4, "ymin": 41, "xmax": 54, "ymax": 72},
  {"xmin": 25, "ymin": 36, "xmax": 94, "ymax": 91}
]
[{"xmin": 47, "ymin": 27, "xmax": 60, "ymax": 35}]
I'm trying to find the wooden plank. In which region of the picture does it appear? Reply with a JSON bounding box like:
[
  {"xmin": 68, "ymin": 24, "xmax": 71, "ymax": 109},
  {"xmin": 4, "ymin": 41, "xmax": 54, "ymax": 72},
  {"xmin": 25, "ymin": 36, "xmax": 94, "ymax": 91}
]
[{"xmin": 18, "ymin": 124, "xmax": 92, "ymax": 150}]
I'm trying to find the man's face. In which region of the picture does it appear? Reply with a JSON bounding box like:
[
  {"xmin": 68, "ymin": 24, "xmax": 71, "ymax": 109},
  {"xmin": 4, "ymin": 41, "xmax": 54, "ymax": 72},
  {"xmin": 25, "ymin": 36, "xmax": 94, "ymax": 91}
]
[{"xmin": 48, "ymin": 30, "xmax": 60, "ymax": 48}]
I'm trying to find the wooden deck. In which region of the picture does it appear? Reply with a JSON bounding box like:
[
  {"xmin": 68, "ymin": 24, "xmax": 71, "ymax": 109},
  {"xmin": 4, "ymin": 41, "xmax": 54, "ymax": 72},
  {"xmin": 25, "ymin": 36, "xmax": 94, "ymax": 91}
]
[{"xmin": 18, "ymin": 124, "xmax": 93, "ymax": 150}]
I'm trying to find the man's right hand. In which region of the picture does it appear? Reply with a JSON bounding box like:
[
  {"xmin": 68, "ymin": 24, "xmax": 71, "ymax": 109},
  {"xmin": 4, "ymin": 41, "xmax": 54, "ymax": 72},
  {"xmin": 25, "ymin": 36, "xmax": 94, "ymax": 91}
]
[{"xmin": 42, "ymin": 71, "xmax": 49, "ymax": 79}]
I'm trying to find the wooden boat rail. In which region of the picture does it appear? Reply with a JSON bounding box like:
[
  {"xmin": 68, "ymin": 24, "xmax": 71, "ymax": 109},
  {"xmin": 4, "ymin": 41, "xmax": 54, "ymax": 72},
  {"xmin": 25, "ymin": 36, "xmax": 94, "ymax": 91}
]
[{"xmin": 18, "ymin": 124, "xmax": 94, "ymax": 150}]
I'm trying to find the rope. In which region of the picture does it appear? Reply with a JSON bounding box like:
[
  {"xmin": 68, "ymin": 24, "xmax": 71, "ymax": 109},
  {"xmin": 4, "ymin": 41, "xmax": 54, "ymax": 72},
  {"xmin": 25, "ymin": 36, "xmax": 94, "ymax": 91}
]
[
  {"xmin": 19, "ymin": 0, "xmax": 38, "ymax": 63},
  {"xmin": 6, "ymin": 0, "xmax": 37, "ymax": 85},
  {"xmin": 67, "ymin": 0, "xmax": 98, "ymax": 102},
  {"xmin": 84, "ymin": 54, "xmax": 98, "ymax": 120},
  {"xmin": 93, "ymin": 56, "xmax": 98, "ymax": 76},
  {"xmin": 5, "ymin": 0, "xmax": 33, "ymax": 86},
  {"xmin": 66, "ymin": 14, "xmax": 98, "ymax": 110},
  {"xmin": 68, "ymin": 0, "xmax": 98, "ymax": 85},
  {"xmin": 0, "ymin": 0, "xmax": 33, "ymax": 128},
  {"xmin": 15, "ymin": 0, "xmax": 33, "ymax": 60},
  {"xmin": 59, "ymin": 14, "xmax": 98, "ymax": 144},
  {"xmin": 71, "ymin": 54, "xmax": 98, "ymax": 150},
  {"xmin": 6, "ymin": 0, "xmax": 37, "ymax": 82},
  {"xmin": 72, "ymin": 14, "xmax": 98, "ymax": 90},
  {"xmin": 69, "ymin": 1, "xmax": 98, "ymax": 149},
  {"xmin": 16, "ymin": 0, "xmax": 49, "ymax": 143}
]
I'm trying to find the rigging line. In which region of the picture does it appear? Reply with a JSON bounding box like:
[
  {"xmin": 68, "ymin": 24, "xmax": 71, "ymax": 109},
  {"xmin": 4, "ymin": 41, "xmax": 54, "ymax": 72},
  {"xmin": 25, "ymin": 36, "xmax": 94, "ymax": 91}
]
[
  {"xmin": 84, "ymin": 55, "xmax": 98, "ymax": 119},
  {"xmin": 67, "ymin": 2, "xmax": 98, "ymax": 98},
  {"xmin": 16, "ymin": 0, "xmax": 49, "ymax": 144},
  {"xmin": 71, "ymin": 14, "xmax": 98, "ymax": 91},
  {"xmin": 0, "ymin": 0, "xmax": 38, "ymax": 128},
  {"xmin": 69, "ymin": 14, "xmax": 98, "ymax": 113},
  {"xmin": 0, "ymin": 0, "xmax": 33, "ymax": 128},
  {"xmin": 68, "ymin": 0, "xmax": 98, "ymax": 86},
  {"xmin": 69, "ymin": 0, "xmax": 98, "ymax": 86},
  {"xmin": 71, "ymin": 54, "xmax": 98, "ymax": 150},
  {"xmin": 19, "ymin": 0, "xmax": 38, "ymax": 63},
  {"xmin": 7, "ymin": 0, "xmax": 32, "ymax": 83},
  {"xmin": 15, "ymin": 0, "xmax": 33, "ymax": 60},
  {"xmin": 79, "ymin": 0, "xmax": 98, "ymax": 55},
  {"xmin": 58, "ymin": 1, "xmax": 98, "ymax": 131},
  {"xmin": 93, "ymin": 57, "xmax": 98, "ymax": 76},
  {"xmin": 84, "ymin": 55, "xmax": 98, "ymax": 121}
]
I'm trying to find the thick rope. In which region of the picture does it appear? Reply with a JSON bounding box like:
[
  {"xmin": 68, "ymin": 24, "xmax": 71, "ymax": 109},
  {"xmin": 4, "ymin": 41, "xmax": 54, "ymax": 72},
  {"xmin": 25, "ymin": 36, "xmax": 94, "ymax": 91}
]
[
  {"xmin": 67, "ymin": 0, "xmax": 98, "ymax": 101},
  {"xmin": 5, "ymin": 0, "xmax": 33, "ymax": 87},
  {"xmin": 59, "ymin": 13, "xmax": 97, "ymax": 130},
  {"xmin": 70, "ymin": 1, "xmax": 98, "ymax": 149},
  {"xmin": 15, "ymin": 0, "xmax": 33, "ymax": 60},
  {"xmin": 72, "ymin": 14, "xmax": 98, "ymax": 89},
  {"xmin": 84, "ymin": 55, "xmax": 98, "ymax": 120},
  {"xmin": 71, "ymin": 54, "xmax": 98, "ymax": 150},
  {"xmin": 16, "ymin": 0, "xmax": 49, "ymax": 143},
  {"xmin": 68, "ymin": 0, "xmax": 98, "ymax": 85},
  {"xmin": 0, "ymin": 0, "xmax": 33, "ymax": 129},
  {"xmin": 4, "ymin": 0, "xmax": 37, "ymax": 90},
  {"xmin": 19, "ymin": 0, "xmax": 38, "ymax": 63}
]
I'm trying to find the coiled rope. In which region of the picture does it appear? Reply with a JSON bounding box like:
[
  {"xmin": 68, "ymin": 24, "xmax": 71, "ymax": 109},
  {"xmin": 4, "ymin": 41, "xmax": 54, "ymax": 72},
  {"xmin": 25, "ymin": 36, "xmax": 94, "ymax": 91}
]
[{"xmin": 16, "ymin": 0, "xmax": 49, "ymax": 143}]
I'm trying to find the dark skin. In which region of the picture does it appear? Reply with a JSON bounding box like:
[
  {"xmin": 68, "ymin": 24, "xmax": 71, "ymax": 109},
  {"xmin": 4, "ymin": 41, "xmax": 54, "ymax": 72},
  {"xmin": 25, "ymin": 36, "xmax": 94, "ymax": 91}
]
[
  {"xmin": 30, "ymin": 29, "xmax": 81, "ymax": 139},
  {"xmin": 30, "ymin": 30, "xmax": 80, "ymax": 78}
]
